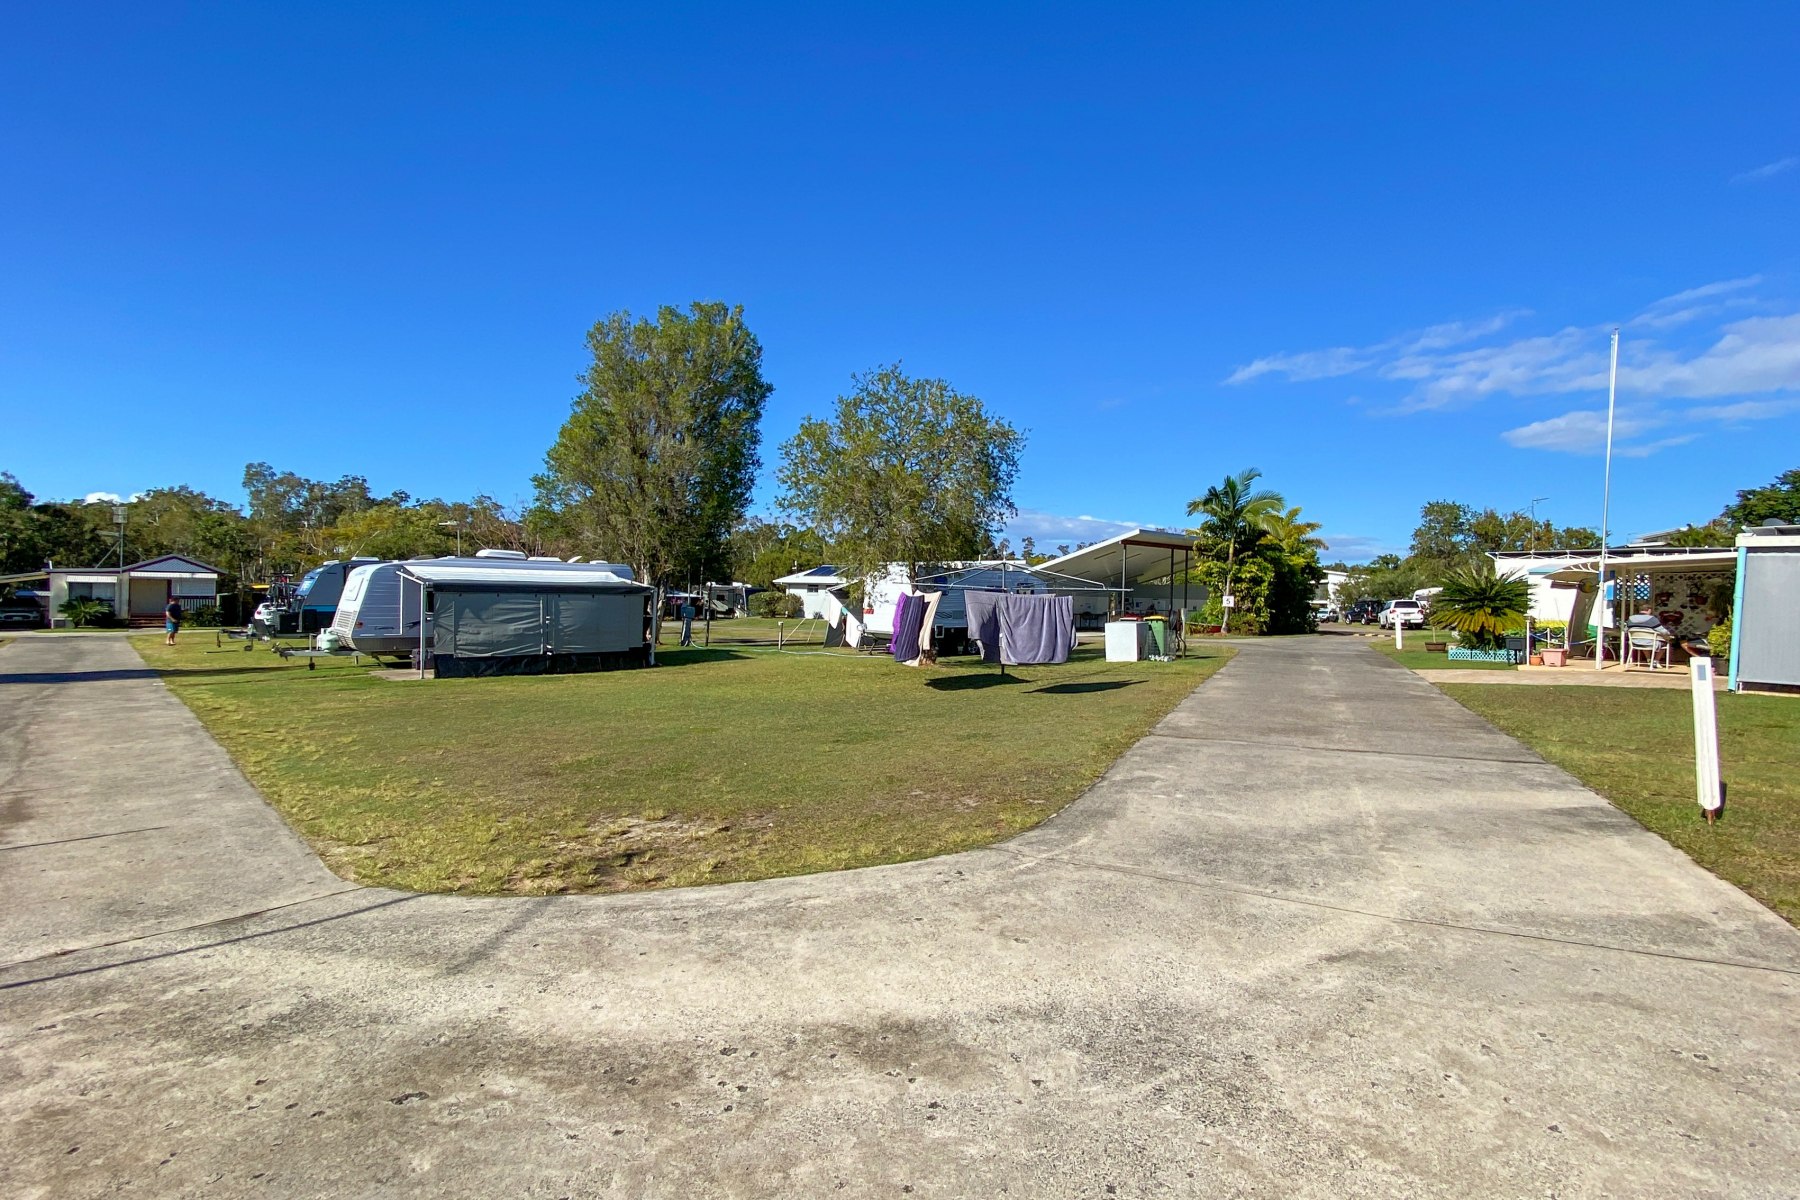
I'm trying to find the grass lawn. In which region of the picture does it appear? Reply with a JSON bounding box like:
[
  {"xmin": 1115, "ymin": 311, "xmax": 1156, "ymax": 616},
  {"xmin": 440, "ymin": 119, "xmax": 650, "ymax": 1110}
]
[
  {"xmin": 1373, "ymin": 642, "xmax": 1517, "ymax": 671},
  {"xmin": 1441, "ymin": 684, "xmax": 1800, "ymax": 924},
  {"xmin": 660, "ymin": 615, "xmax": 831, "ymax": 647},
  {"xmin": 136, "ymin": 635, "xmax": 1231, "ymax": 895}
]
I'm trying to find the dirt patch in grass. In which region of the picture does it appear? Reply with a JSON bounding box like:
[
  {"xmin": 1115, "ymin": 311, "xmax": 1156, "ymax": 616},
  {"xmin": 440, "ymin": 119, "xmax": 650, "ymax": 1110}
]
[{"xmin": 138, "ymin": 637, "xmax": 1232, "ymax": 895}]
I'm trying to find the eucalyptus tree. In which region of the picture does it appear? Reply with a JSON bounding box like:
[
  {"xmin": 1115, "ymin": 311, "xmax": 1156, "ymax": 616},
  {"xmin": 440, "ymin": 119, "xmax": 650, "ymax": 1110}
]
[
  {"xmin": 534, "ymin": 302, "xmax": 772, "ymax": 585},
  {"xmin": 776, "ymin": 365, "xmax": 1023, "ymax": 583}
]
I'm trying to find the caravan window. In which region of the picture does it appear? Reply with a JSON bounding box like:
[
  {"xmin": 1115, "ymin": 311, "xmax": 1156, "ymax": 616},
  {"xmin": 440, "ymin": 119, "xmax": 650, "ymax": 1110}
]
[{"xmin": 294, "ymin": 569, "xmax": 323, "ymax": 598}]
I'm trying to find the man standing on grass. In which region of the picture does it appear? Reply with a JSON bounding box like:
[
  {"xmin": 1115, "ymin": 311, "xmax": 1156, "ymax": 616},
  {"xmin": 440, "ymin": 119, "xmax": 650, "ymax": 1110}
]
[
  {"xmin": 164, "ymin": 596, "xmax": 183, "ymax": 646},
  {"xmin": 679, "ymin": 598, "xmax": 695, "ymax": 647}
]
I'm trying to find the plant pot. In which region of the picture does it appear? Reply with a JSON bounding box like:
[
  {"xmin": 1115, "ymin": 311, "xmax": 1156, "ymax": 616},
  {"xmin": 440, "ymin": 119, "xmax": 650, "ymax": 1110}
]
[
  {"xmin": 1424, "ymin": 641, "xmax": 1448, "ymax": 653},
  {"xmin": 1528, "ymin": 654, "xmax": 1544, "ymax": 666},
  {"xmin": 1541, "ymin": 648, "xmax": 1567, "ymax": 667}
]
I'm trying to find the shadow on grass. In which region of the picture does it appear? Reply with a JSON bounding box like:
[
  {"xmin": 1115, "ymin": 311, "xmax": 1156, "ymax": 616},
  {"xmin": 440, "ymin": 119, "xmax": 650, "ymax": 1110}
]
[
  {"xmin": 925, "ymin": 672, "xmax": 1029, "ymax": 691},
  {"xmin": 1028, "ymin": 680, "xmax": 1144, "ymax": 695},
  {"xmin": 2, "ymin": 668, "xmax": 163, "ymax": 685},
  {"xmin": 648, "ymin": 648, "xmax": 752, "ymax": 668}
]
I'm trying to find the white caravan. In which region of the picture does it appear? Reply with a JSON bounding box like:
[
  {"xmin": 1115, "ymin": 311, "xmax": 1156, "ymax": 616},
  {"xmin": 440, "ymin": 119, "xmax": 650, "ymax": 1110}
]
[{"xmin": 331, "ymin": 562, "xmax": 425, "ymax": 654}]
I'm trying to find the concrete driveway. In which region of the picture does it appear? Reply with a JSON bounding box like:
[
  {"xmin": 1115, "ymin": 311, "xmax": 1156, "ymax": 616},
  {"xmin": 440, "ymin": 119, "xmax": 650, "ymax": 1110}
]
[{"xmin": 3, "ymin": 634, "xmax": 1797, "ymax": 1198}]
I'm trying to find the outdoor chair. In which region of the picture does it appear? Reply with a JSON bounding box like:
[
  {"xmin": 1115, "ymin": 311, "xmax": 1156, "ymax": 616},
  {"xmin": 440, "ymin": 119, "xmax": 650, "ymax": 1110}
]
[{"xmin": 1624, "ymin": 628, "xmax": 1671, "ymax": 671}]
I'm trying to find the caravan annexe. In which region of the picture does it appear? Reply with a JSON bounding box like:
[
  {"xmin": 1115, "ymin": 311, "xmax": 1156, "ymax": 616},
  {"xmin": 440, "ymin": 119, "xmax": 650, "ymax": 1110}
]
[{"xmin": 333, "ymin": 556, "xmax": 636, "ymax": 655}]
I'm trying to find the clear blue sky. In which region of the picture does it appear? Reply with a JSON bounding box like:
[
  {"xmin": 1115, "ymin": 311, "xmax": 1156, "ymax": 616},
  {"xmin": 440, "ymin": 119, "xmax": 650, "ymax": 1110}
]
[{"xmin": 4, "ymin": 4, "xmax": 1796, "ymax": 561}]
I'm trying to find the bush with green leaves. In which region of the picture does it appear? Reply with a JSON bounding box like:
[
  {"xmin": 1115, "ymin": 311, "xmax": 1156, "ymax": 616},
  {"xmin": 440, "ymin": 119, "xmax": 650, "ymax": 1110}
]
[
  {"xmin": 58, "ymin": 597, "xmax": 114, "ymax": 628},
  {"xmin": 1704, "ymin": 615, "xmax": 1732, "ymax": 658},
  {"xmin": 1428, "ymin": 563, "xmax": 1530, "ymax": 650},
  {"xmin": 751, "ymin": 590, "xmax": 804, "ymax": 619}
]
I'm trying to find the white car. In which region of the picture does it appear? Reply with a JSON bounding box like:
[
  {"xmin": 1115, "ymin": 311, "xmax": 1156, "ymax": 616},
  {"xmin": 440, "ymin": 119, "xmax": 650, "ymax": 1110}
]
[{"xmin": 1378, "ymin": 599, "xmax": 1427, "ymax": 630}]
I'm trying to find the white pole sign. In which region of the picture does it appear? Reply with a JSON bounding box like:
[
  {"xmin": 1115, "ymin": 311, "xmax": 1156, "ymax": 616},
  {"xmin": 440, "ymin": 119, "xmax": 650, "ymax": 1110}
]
[{"xmin": 1691, "ymin": 657, "xmax": 1723, "ymax": 822}]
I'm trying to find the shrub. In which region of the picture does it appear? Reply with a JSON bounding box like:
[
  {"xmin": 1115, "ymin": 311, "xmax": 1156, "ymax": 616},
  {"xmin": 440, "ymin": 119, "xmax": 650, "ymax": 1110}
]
[
  {"xmin": 1429, "ymin": 562, "xmax": 1530, "ymax": 651},
  {"xmin": 58, "ymin": 597, "xmax": 114, "ymax": 628},
  {"xmin": 1705, "ymin": 615, "xmax": 1732, "ymax": 659},
  {"xmin": 751, "ymin": 590, "xmax": 803, "ymax": 619},
  {"xmin": 179, "ymin": 605, "xmax": 224, "ymax": 627}
]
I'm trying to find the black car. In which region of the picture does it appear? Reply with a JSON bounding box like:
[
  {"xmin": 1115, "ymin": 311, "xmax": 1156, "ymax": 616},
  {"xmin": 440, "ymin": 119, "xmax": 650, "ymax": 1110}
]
[{"xmin": 1344, "ymin": 599, "xmax": 1383, "ymax": 625}]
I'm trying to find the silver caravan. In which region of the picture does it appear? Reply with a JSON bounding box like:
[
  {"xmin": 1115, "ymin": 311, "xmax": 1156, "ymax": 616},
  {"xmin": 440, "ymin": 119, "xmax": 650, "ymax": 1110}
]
[{"xmin": 330, "ymin": 562, "xmax": 423, "ymax": 654}]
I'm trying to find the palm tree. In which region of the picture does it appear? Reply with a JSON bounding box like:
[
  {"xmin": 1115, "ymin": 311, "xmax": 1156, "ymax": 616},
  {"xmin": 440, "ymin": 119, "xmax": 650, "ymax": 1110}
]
[
  {"xmin": 1187, "ymin": 468, "xmax": 1284, "ymax": 630},
  {"xmin": 1429, "ymin": 561, "xmax": 1531, "ymax": 649},
  {"xmin": 1261, "ymin": 505, "xmax": 1327, "ymax": 555}
]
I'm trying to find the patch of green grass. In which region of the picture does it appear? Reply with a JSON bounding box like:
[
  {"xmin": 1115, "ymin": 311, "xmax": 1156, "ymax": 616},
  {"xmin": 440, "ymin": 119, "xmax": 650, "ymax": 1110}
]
[
  {"xmin": 138, "ymin": 636, "xmax": 1232, "ymax": 896},
  {"xmin": 1373, "ymin": 642, "xmax": 1517, "ymax": 671},
  {"xmin": 1441, "ymin": 684, "xmax": 1800, "ymax": 923}
]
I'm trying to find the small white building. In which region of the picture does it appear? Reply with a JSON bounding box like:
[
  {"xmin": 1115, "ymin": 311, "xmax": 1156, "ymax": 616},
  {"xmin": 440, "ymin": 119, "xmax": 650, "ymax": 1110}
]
[
  {"xmin": 46, "ymin": 554, "xmax": 222, "ymax": 627},
  {"xmin": 773, "ymin": 566, "xmax": 846, "ymax": 618}
]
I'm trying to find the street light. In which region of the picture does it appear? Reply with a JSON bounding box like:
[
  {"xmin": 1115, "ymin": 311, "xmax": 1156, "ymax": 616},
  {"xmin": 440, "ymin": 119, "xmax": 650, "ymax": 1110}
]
[{"xmin": 438, "ymin": 520, "xmax": 464, "ymax": 556}]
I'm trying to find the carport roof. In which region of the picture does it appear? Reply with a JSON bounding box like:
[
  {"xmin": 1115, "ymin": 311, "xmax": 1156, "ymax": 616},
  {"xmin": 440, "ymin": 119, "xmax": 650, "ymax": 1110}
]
[{"xmin": 1038, "ymin": 528, "xmax": 1197, "ymax": 586}]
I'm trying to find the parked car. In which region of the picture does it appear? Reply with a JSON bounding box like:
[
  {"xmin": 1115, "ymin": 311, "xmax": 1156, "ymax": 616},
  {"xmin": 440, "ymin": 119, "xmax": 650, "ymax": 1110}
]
[
  {"xmin": 0, "ymin": 597, "xmax": 47, "ymax": 629},
  {"xmin": 1378, "ymin": 599, "xmax": 1427, "ymax": 630},
  {"xmin": 1345, "ymin": 599, "xmax": 1383, "ymax": 625}
]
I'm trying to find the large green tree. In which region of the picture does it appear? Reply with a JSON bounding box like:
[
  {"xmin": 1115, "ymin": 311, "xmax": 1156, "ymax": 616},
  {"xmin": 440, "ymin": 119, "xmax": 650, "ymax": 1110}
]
[
  {"xmin": 776, "ymin": 365, "xmax": 1023, "ymax": 581},
  {"xmin": 534, "ymin": 303, "xmax": 771, "ymax": 585},
  {"xmin": 1721, "ymin": 467, "xmax": 1800, "ymax": 529}
]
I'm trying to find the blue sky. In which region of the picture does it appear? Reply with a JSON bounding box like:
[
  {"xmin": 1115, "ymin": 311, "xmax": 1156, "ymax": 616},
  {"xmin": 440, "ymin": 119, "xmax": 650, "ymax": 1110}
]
[{"xmin": 3, "ymin": 4, "xmax": 1796, "ymax": 561}]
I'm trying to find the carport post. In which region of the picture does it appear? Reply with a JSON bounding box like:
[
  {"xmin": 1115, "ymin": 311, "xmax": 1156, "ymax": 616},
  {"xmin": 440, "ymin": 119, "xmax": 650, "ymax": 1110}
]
[
  {"xmin": 417, "ymin": 577, "xmax": 427, "ymax": 679},
  {"xmin": 1182, "ymin": 548, "xmax": 1190, "ymax": 656},
  {"xmin": 1119, "ymin": 541, "xmax": 1127, "ymax": 616}
]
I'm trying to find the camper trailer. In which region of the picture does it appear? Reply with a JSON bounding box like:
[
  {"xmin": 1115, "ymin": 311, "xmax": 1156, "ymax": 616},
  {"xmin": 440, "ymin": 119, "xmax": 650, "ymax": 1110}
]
[{"xmin": 265, "ymin": 558, "xmax": 379, "ymax": 633}]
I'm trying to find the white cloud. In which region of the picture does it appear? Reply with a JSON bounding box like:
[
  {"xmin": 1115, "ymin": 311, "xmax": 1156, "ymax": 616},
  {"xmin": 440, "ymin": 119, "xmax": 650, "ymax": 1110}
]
[
  {"xmin": 1231, "ymin": 283, "xmax": 1800, "ymax": 422},
  {"xmin": 1501, "ymin": 408, "xmax": 1668, "ymax": 455},
  {"xmin": 82, "ymin": 491, "xmax": 123, "ymax": 503},
  {"xmin": 1732, "ymin": 157, "xmax": 1798, "ymax": 185},
  {"xmin": 1003, "ymin": 508, "xmax": 1149, "ymax": 547},
  {"xmin": 1684, "ymin": 398, "xmax": 1800, "ymax": 423},
  {"xmin": 1643, "ymin": 276, "xmax": 1762, "ymax": 308},
  {"xmin": 1225, "ymin": 346, "xmax": 1372, "ymax": 385},
  {"xmin": 1224, "ymin": 309, "xmax": 1529, "ymax": 386},
  {"xmin": 1624, "ymin": 312, "xmax": 1800, "ymax": 399}
]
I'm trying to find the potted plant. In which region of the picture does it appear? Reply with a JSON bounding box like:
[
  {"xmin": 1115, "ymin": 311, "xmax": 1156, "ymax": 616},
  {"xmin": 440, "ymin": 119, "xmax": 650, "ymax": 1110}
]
[
  {"xmin": 1540, "ymin": 646, "xmax": 1567, "ymax": 667},
  {"xmin": 1429, "ymin": 562, "xmax": 1532, "ymax": 663}
]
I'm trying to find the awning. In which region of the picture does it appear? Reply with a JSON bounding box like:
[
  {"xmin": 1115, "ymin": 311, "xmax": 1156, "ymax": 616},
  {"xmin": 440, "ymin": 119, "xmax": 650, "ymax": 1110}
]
[
  {"xmin": 1536, "ymin": 548, "xmax": 1737, "ymax": 585},
  {"xmin": 399, "ymin": 561, "xmax": 653, "ymax": 594}
]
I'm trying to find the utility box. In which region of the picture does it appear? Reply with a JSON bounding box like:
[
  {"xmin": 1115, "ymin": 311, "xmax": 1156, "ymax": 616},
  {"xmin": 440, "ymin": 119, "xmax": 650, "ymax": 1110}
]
[
  {"xmin": 1105, "ymin": 620, "xmax": 1149, "ymax": 662},
  {"xmin": 1732, "ymin": 526, "xmax": 1800, "ymax": 693}
]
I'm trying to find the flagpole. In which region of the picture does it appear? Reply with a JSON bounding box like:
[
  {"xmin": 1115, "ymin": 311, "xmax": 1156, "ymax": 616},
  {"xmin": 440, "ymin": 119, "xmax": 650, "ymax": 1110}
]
[{"xmin": 1595, "ymin": 328, "xmax": 1619, "ymax": 670}]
